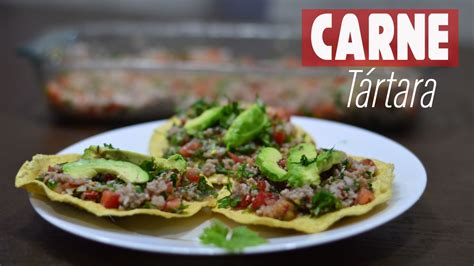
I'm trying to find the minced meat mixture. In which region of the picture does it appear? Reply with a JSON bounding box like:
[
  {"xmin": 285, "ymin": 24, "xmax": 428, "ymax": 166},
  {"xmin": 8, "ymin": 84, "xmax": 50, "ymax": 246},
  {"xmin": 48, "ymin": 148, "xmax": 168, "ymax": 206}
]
[
  {"xmin": 37, "ymin": 165, "xmax": 216, "ymax": 212},
  {"xmin": 165, "ymin": 104, "xmax": 308, "ymax": 179},
  {"xmin": 217, "ymin": 154, "xmax": 377, "ymax": 221}
]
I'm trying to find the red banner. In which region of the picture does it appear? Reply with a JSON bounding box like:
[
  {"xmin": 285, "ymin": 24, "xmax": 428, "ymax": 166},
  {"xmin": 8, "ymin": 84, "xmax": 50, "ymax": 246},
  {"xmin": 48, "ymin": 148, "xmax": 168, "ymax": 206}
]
[{"xmin": 301, "ymin": 9, "xmax": 458, "ymax": 67}]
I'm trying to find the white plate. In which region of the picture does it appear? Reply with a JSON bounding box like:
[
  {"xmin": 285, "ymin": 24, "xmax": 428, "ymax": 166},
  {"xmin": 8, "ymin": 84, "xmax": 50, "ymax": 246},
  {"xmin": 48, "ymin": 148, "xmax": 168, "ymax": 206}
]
[{"xmin": 29, "ymin": 117, "xmax": 426, "ymax": 255}]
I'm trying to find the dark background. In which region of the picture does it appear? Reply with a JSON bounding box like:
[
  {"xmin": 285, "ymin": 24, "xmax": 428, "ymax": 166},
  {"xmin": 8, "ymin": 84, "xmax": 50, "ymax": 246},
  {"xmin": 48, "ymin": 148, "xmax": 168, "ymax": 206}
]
[{"xmin": 1, "ymin": 2, "xmax": 473, "ymax": 265}]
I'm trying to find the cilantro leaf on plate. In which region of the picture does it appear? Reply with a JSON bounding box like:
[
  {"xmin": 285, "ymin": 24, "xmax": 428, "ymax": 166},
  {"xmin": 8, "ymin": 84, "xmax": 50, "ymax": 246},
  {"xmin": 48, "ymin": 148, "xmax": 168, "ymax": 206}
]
[{"xmin": 199, "ymin": 221, "xmax": 267, "ymax": 252}]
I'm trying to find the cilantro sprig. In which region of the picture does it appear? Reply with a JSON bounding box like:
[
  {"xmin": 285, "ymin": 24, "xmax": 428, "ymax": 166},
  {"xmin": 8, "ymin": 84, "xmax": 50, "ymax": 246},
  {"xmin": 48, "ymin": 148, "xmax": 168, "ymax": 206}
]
[
  {"xmin": 197, "ymin": 176, "xmax": 217, "ymax": 197},
  {"xmin": 199, "ymin": 221, "xmax": 267, "ymax": 252},
  {"xmin": 311, "ymin": 189, "xmax": 342, "ymax": 216}
]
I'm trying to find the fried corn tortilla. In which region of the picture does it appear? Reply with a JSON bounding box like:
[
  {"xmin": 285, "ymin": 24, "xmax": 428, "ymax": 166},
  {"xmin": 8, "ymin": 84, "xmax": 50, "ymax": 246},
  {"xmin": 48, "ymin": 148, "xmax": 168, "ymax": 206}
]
[
  {"xmin": 148, "ymin": 118, "xmax": 314, "ymax": 184},
  {"xmin": 15, "ymin": 154, "xmax": 212, "ymax": 218},
  {"xmin": 212, "ymin": 157, "xmax": 394, "ymax": 233}
]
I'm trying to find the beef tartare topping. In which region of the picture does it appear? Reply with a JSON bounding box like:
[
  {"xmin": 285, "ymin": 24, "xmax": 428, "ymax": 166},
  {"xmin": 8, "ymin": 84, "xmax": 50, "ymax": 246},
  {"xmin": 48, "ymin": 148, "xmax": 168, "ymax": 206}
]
[
  {"xmin": 165, "ymin": 101, "xmax": 309, "ymax": 179},
  {"xmin": 217, "ymin": 152, "xmax": 377, "ymax": 221},
  {"xmin": 37, "ymin": 163, "xmax": 216, "ymax": 212}
]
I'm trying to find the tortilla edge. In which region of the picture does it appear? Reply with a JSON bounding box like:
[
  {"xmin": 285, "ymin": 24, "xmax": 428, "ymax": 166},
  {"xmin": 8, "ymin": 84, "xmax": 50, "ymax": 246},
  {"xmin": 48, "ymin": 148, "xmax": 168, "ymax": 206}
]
[
  {"xmin": 15, "ymin": 154, "xmax": 211, "ymax": 218},
  {"xmin": 212, "ymin": 157, "xmax": 394, "ymax": 233}
]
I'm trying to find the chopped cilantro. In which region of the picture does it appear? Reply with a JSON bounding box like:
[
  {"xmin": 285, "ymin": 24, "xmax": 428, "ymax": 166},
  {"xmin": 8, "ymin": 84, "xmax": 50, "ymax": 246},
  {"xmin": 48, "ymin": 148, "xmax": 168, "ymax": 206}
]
[
  {"xmin": 215, "ymin": 164, "xmax": 229, "ymax": 175},
  {"xmin": 257, "ymin": 122, "xmax": 272, "ymax": 147},
  {"xmin": 139, "ymin": 159, "xmax": 158, "ymax": 180},
  {"xmin": 45, "ymin": 179, "xmax": 58, "ymax": 190},
  {"xmin": 317, "ymin": 148, "xmax": 335, "ymax": 163},
  {"xmin": 299, "ymin": 154, "xmax": 317, "ymax": 166},
  {"xmin": 225, "ymin": 178, "xmax": 232, "ymax": 193},
  {"xmin": 342, "ymin": 159, "xmax": 350, "ymax": 168},
  {"xmin": 199, "ymin": 221, "xmax": 267, "ymax": 252},
  {"xmin": 311, "ymin": 189, "xmax": 342, "ymax": 216},
  {"xmin": 170, "ymin": 173, "xmax": 178, "ymax": 187},
  {"xmin": 197, "ymin": 176, "xmax": 217, "ymax": 197},
  {"xmin": 169, "ymin": 128, "xmax": 188, "ymax": 145},
  {"xmin": 256, "ymin": 98, "xmax": 266, "ymax": 111},
  {"xmin": 235, "ymin": 142, "xmax": 258, "ymax": 155},
  {"xmin": 353, "ymin": 180, "xmax": 361, "ymax": 190},
  {"xmin": 184, "ymin": 99, "xmax": 216, "ymax": 118},
  {"xmin": 135, "ymin": 185, "xmax": 144, "ymax": 193},
  {"xmin": 219, "ymin": 102, "xmax": 241, "ymax": 128},
  {"xmin": 103, "ymin": 143, "xmax": 115, "ymax": 149},
  {"xmin": 173, "ymin": 202, "xmax": 189, "ymax": 214},
  {"xmin": 142, "ymin": 202, "xmax": 154, "ymax": 209},
  {"xmin": 235, "ymin": 164, "xmax": 253, "ymax": 179},
  {"xmin": 217, "ymin": 195, "xmax": 241, "ymax": 208}
]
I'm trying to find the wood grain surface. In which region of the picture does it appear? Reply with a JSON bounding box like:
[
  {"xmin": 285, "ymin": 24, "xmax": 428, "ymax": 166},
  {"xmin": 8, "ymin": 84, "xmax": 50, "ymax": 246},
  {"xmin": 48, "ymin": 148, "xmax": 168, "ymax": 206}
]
[{"xmin": 0, "ymin": 5, "xmax": 472, "ymax": 266}]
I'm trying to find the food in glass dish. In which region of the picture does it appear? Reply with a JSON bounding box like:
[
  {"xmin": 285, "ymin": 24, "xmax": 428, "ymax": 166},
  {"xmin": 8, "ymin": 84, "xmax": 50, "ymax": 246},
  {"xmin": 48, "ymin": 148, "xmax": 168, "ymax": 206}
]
[
  {"xmin": 42, "ymin": 45, "xmax": 365, "ymax": 122},
  {"xmin": 212, "ymin": 143, "xmax": 394, "ymax": 233},
  {"xmin": 149, "ymin": 100, "xmax": 314, "ymax": 184},
  {"xmin": 15, "ymin": 145, "xmax": 216, "ymax": 217}
]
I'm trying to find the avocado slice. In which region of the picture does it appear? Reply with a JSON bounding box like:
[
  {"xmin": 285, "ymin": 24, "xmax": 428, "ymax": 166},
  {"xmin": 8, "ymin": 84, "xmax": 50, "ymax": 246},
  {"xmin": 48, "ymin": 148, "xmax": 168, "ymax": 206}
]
[
  {"xmin": 223, "ymin": 103, "xmax": 269, "ymax": 148},
  {"xmin": 287, "ymin": 143, "xmax": 317, "ymax": 164},
  {"xmin": 82, "ymin": 145, "xmax": 152, "ymax": 166},
  {"xmin": 185, "ymin": 106, "xmax": 224, "ymax": 135},
  {"xmin": 255, "ymin": 143, "xmax": 347, "ymax": 188},
  {"xmin": 154, "ymin": 154, "xmax": 187, "ymax": 172},
  {"xmin": 255, "ymin": 147, "xmax": 287, "ymax": 182},
  {"xmin": 286, "ymin": 143, "xmax": 320, "ymax": 187},
  {"xmin": 316, "ymin": 149, "xmax": 346, "ymax": 173},
  {"xmin": 62, "ymin": 159, "xmax": 149, "ymax": 183}
]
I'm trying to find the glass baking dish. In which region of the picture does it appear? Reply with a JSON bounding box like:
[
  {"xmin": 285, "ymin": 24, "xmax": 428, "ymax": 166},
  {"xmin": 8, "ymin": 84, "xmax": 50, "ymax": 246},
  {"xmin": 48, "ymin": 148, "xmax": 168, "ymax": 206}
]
[{"xmin": 19, "ymin": 22, "xmax": 424, "ymax": 127}]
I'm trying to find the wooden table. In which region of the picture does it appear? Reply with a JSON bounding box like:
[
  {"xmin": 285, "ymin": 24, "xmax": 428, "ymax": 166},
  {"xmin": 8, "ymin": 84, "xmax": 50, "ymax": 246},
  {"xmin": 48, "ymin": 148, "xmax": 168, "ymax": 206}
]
[{"xmin": 1, "ymin": 5, "xmax": 473, "ymax": 266}]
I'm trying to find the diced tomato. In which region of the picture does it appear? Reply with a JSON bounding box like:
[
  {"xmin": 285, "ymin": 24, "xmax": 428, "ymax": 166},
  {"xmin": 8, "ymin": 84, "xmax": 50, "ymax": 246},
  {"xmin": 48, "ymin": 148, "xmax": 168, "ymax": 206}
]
[
  {"xmin": 361, "ymin": 159, "xmax": 376, "ymax": 167},
  {"xmin": 185, "ymin": 168, "xmax": 201, "ymax": 183},
  {"xmin": 103, "ymin": 173, "xmax": 116, "ymax": 182},
  {"xmin": 278, "ymin": 159, "xmax": 287, "ymax": 168},
  {"xmin": 252, "ymin": 192, "xmax": 271, "ymax": 210},
  {"xmin": 100, "ymin": 190, "xmax": 120, "ymax": 209},
  {"xmin": 179, "ymin": 140, "xmax": 202, "ymax": 158},
  {"xmin": 237, "ymin": 195, "xmax": 252, "ymax": 209},
  {"xmin": 273, "ymin": 109, "xmax": 291, "ymax": 121},
  {"xmin": 62, "ymin": 181, "xmax": 84, "ymax": 190},
  {"xmin": 166, "ymin": 181, "xmax": 174, "ymax": 193},
  {"xmin": 83, "ymin": 191, "xmax": 99, "ymax": 201},
  {"xmin": 228, "ymin": 151, "xmax": 244, "ymax": 163},
  {"xmin": 273, "ymin": 130, "xmax": 286, "ymax": 145},
  {"xmin": 357, "ymin": 188, "xmax": 374, "ymax": 205},
  {"xmin": 257, "ymin": 180, "xmax": 267, "ymax": 192},
  {"xmin": 164, "ymin": 198, "xmax": 181, "ymax": 211}
]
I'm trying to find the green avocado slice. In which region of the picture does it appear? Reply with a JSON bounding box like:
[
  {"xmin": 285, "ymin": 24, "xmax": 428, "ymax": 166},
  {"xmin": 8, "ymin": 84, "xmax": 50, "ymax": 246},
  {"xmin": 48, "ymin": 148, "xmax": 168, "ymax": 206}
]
[
  {"xmin": 154, "ymin": 154, "xmax": 187, "ymax": 172},
  {"xmin": 82, "ymin": 145, "xmax": 152, "ymax": 166},
  {"xmin": 316, "ymin": 149, "xmax": 346, "ymax": 173},
  {"xmin": 286, "ymin": 143, "xmax": 319, "ymax": 187},
  {"xmin": 63, "ymin": 159, "xmax": 149, "ymax": 183},
  {"xmin": 223, "ymin": 103, "xmax": 268, "ymax": 148},
  {"xmin": 256, "ymin": 143, "xmax": 348, "ymax": 188},
  {"xmin": 287, "ymin": 143, "xmax": 317, "ymax": 164},
  {"xmin": 255, "ymin": 147, "xmax": 287, "ymax": 182},
  {"xmin": 185, "ymin": 106, "xmax": 224, "ymax": 135}
]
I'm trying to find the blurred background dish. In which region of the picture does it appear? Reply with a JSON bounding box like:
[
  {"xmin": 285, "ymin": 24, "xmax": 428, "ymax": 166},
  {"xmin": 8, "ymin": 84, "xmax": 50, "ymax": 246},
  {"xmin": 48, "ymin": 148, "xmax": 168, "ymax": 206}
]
[{"xmin": 20, "ymin": 22, "xmax": 424, "ymax": 127}]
